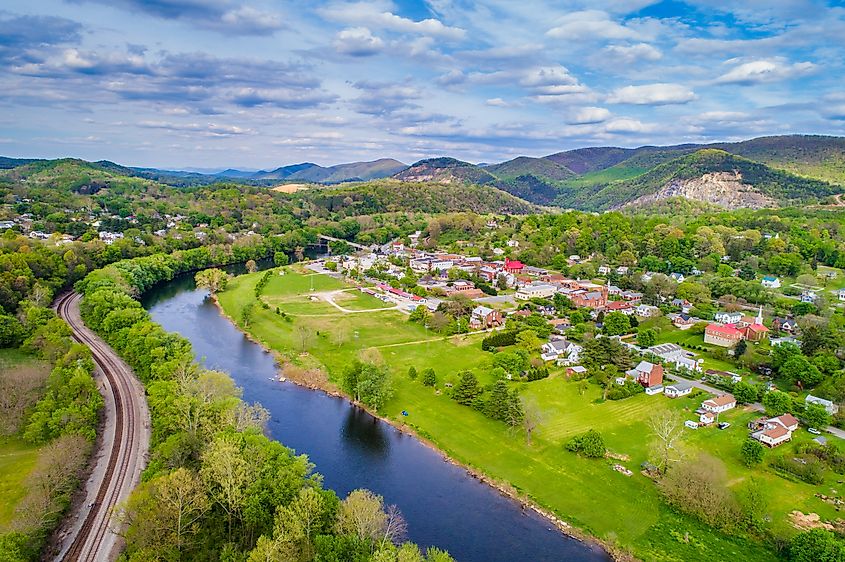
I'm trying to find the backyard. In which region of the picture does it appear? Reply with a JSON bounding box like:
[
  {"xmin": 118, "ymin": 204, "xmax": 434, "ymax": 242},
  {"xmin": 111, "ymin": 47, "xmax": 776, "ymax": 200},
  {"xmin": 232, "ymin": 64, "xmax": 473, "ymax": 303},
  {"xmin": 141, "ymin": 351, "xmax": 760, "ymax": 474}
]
[{"xmin": 218, "ymin": 267, "xmax": 843, "ymax": 562}]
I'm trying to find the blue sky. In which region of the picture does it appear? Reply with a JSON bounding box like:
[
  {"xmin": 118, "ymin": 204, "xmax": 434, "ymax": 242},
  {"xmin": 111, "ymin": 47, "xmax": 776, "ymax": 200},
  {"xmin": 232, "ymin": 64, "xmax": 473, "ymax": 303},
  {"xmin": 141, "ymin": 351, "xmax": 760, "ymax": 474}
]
[{"xmin": 1, "ymin": 0, "xmax": 844, "ymax": 169}]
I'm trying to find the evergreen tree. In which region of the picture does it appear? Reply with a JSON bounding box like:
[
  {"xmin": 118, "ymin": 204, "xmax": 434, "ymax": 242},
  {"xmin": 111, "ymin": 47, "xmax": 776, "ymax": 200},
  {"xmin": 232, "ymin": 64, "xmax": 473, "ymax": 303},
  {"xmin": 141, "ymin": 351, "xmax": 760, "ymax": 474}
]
[
  {"xmin": 452, "ymin": 371, "xmax": 480, "ymax": 405},
  {"xmin": 486, "ymin": 380, "xmax": 511, "ymax": 421}
]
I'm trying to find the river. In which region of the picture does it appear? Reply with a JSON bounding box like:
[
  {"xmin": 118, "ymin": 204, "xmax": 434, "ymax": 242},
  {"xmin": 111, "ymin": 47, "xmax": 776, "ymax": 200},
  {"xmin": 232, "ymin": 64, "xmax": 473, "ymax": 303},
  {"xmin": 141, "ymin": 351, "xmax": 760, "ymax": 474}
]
[{"xmin": 142, "ymin": 274, "xmax": 610, "ymax": 562}]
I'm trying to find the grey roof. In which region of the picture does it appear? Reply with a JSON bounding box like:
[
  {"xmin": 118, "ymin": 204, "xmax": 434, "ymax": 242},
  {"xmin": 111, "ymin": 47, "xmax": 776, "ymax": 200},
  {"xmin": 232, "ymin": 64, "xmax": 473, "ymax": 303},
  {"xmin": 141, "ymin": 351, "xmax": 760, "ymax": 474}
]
[{"xmin": 667, "ymin": 380, "xmax": 694, "ymax": 391}]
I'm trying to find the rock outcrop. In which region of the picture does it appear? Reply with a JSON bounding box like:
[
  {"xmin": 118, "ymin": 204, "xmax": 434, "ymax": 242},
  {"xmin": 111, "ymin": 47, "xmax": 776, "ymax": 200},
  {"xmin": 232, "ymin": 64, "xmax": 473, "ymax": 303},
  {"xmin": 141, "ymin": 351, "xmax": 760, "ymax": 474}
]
[{"xmin": 621, "ymin": 171, "xmax": 777, "ymax": 210}]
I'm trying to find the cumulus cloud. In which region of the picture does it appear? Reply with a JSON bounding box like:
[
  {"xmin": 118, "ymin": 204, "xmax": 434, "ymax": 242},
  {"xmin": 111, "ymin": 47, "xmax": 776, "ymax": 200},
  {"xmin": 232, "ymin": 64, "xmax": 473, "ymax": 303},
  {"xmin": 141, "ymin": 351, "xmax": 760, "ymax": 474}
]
[
  {"xmin": 0, "ymin": 14, "xmax": 82, "ymax": 64},
  {"xmin": 603, "ymin": 117, "xmax": 655, "ymax": 133},
  {"xmin": 319, "ymin": 1, "xmax": 465, "ymax": 40},
  {"xmin": 603, "ymin": 43, "xmax": 662, "ymax": 63},
  {"xmin": 350, "ymin": 80, "xmax": 422, "ymax": 117},
  {"xmin": 72, "ymin": 0, "xmax": 285, "ymax": 35},
  {"xmin": 333, "ymin": 27, "xmax": 385, "ymax": 56},
  {"xmin": 547, "ymin": 10, "xmax": 641, "ymax": 40},
  {"xmin": 714, "ymin": 58, "xmax": 816, "ymax": 85},
  {"xmin": 607, "ymin": 83, "xmax": 696, "ymax": 105},
  {"xmin": 485, "ymin": 98, "xmax": 510, "ymax": 107},
  {"xmin": 566, "ymin": 106, "xmax": 612, "ymax": 125}
]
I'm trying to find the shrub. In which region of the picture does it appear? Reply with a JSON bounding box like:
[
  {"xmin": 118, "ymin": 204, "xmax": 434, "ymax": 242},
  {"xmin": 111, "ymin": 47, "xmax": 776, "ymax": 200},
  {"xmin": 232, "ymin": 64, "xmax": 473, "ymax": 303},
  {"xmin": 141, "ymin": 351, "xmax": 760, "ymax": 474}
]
[
  {"xmin": 565, "ymin": 429, "xmax": 605, "ymax": 458},
  {"xmin": 481, "ymin": 330, "xmax": 519, "ymax": 351}
]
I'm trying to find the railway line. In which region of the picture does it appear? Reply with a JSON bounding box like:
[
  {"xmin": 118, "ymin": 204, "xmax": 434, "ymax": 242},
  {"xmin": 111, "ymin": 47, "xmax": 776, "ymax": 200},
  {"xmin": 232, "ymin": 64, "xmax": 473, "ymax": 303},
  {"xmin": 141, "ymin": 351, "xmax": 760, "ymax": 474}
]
[{"xmin": 53, "ymin": 292, "xmax": 149, "ymax": 561}]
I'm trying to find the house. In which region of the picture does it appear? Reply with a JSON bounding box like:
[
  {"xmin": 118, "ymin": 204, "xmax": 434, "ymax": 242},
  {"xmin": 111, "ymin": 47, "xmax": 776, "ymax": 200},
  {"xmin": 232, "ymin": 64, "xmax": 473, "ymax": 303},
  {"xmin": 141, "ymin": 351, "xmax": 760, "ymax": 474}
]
[
  {"xmin": 515, "ymin": 283, "xmax": 557, "ymax": 300},
  {"xmin": 641, "ymin": 271, "xmax": 656, "ymax": 282},
  {"xmin": 704, "ymin": 323, "xmax": 743, "ymax": 347},
  {"xmin": 701, "ymin": 393, "xmax": 736, "ymax": 414},
  {"xmin": 715, "ymin": 311, "xmax": 743, "ymax": 324},
  {"xmin": 837, "ymin": 289, "xmax": 845, "ymax": 302},
  {"xmin": 566, "ymin": 365, "xmax": 588, "ymax": 378},
  {"xmin": 672, "ymin": 313, "xmax": 696, "ymax": 330},
  {"xmin": 761, "ymin": 276, "xmax": 781, "ymax": 289},
  {"xmin": 670, "ymin": 272, "xmax": 685, "ymax": 283},
  {"xmin": 506, "ymin": 239, "xmax": 519, "ymax": 247},
  {"xmin": 806, "ymin": 394, "xmax": 839, "ymax": 415},
  {"xmin": 671, "ymin": 298, "xmax": 692, "ymax": 313},
  {"xmin": 665, "ymin": 380, "xmax": 694, "ymax": 398},
  {"xmin": 607, "ymin": 285, "xmax": 622, "ymax": 296},
  {"xmin": 800, "ymin": 290, "xmax": 817, "ymax": 303},
  {"xmin": 752, "ymin": 414, "xmax": 799, "ymax": 447},
  {"xmin": 615, "ymin": 266, "xmax": 629, "ymax": 275},
  {"xmin": 647, "ymin": 343, "xmax": 702, "ymax": 372},
  {"xmin": 699, "ymin": 411, "xmax": 716, "ymax": 425},
  {"xmin": 469, "ymin": 306, "xmax": 502, "ymax": 329},
  {"xmin": 569, "ymin": 287, "xmax": 608, "ymax": 309},
  {"xmin": 645, "ymin": 384, "xmax": 664, "ymax": 395},
  {"xmin": 598, "ymin": 265, "xmax": 611, "ymax": 275},
  {"xmin": 626, "ymin": 360, "xmax": 664, "ymax": 388},
  {"xmin": 772, "ymin": 317, "xmax": 797, "ymax": 333},
  {"xmin": 605, "ymin": 300, "xmax": 634, "ymax": 315},
  {"xmin": 504, "ymin": 258, "xmax": 524, "ymax": 273},
  {"xmin": 621, "ymin": 290, "xmax": 643, "ymax": 302},
  {"xmin": 541, "ymin": 339, "xmax": 582, "ymax": 365},
  {"xmin": 635, "ymin": 304, "xmax": 659, "ymax": 318},
  {"xmin": 548, "ymin": 317, "xmax": 571, "ymax": 334}
]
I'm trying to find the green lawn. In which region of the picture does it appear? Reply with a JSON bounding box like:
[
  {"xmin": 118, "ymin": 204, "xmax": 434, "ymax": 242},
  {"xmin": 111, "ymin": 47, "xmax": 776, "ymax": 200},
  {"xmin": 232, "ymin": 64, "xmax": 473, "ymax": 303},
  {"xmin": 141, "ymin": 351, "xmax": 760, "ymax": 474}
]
[
  {"xmin": 219, "ymin": 268, "xmax": 843, "ymax": 562},
  {"xmin": 0, "ymin": 438, "xmax": 39, "ymax": 529}
]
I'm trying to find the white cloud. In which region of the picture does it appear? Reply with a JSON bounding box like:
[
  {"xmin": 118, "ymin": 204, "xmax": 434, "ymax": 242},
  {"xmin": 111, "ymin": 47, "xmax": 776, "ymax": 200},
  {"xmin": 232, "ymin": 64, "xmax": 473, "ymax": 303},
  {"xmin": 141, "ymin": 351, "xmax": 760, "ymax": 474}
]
[
  {"xmin": 603, "ymin": 117, "xmax": 654, "ymax": 133},
  {"xmin": 334, "ymin": 27, "xmax": 385, "ymax": 56},
  {"xmin": 319, "ymin": 2, "xmax": 465, "ymax": 40},
  {"xmin": 547, "ymin": 10, "xmax": 641, "ymax": 41},
  {"xmin": 603, "ymin": 43, "xmax": 662, "ymax": 63},
  {"xmin": 485, "ymin": 98, "xmax": 509, "ymax": 107},
  {"xmin": 715, "ymin": 58, "xmax": 816, "ymax": 85},
  {"xmin": 219, "ymin": 6, "xmax": 284, "ymax": 34},
  {"xmin": 607, "ymin": 83, "xmax": 696, "ymax": 105},
  {"xmin": 567, "ymin": 106, "xmax": 611, "ymax": 124},
  {"xmin": 520, "ymin": 65, "xmax": 578, "ymax": 88}
]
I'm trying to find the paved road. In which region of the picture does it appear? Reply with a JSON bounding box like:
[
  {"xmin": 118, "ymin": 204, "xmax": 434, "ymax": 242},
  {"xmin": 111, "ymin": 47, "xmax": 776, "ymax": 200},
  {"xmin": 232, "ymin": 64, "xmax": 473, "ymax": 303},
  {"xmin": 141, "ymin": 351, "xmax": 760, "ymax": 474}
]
[{"xmin": 52, "ymin": 292, "xmax": 150, "ymax": 562}]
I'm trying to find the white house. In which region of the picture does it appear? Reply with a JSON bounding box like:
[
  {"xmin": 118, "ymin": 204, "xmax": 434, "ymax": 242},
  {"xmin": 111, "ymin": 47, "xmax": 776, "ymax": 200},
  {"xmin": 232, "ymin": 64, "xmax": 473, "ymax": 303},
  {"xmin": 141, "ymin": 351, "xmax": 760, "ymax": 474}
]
[
  {"xmin": 806, "ymin": 394, "xmax": 839, "ymax": 415},
  {"xmin": 635, "ymin": 304, "xmax": 659, "ymax": 318},
  {"xmin": 701, "ymin": 393, "xmax": 736, "ymax": 414},
  {"xmin": 670, "ymin": 272, "xmax": 685, "ymax": 283},
  {"xmin": 598, "ymin": 265, "xmax": 611, "ymax": 275},
  {"xmin": 506, "ymin": 239, "xmax": 519, "ymax": 248},
  {"xmin": 837, "ymin": 289, "xmax": 845, "ymax": 302},
  {"xmin": 714, "ymin": 311, "xmax": 742, "ymax": 324},
  {"xmin": 515, "ymin": 283, "xmax": 558, "ymax": 300},
  {"xmin": 615, "ymin": 266, "xmax": 629, "ymax": 275},
  {"xmin": 800, "ymin": 290, "xmax": 817, "ymax": 303},
  {"xmin": 647, "ymin": 343, "xmax": 702, "ymax": 372},
  {"xmin": 665, "ymin": 380, "xmax": 694, "ymax": 398},
  {"xmin": 761, "ymin": 276, "xmax": 781, "ymax": 289},
  {"xmin": 752, "ymin": 414, "xmax": 799, "ymax": 447},
  {"xmin": 540, "ymin": 339, "xmax": 582, "ymax": 365}
]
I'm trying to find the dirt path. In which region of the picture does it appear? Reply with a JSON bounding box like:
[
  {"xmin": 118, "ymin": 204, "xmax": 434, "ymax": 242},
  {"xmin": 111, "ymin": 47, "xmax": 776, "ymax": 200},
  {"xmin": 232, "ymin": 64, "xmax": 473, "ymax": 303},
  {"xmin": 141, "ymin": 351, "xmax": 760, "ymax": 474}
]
[{"xmin": 320, "ymin": 289, "xmax": 399, "ymax": 314}]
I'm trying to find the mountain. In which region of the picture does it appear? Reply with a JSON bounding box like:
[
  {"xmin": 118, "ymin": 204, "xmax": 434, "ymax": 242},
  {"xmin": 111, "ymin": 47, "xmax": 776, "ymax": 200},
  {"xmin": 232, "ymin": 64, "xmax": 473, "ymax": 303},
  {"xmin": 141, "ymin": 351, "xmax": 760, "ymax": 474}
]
[
  {"xmin": 0, "ymin": 157, "xmax": 44, "ymax": 169},
  {"xmin": 558, "ymin": 149, "xmax": 841, "ymax": 211},
  {"xmin": 393, "ymin": 157, "xmax": 496, "ymax": 185},
  {"xmin": 300, "ymin": 179, "xmax": 536, "ymax": 215},
  {"xmin": 485, "ymin": 156, "xmax": 575, "ymax": 181}
]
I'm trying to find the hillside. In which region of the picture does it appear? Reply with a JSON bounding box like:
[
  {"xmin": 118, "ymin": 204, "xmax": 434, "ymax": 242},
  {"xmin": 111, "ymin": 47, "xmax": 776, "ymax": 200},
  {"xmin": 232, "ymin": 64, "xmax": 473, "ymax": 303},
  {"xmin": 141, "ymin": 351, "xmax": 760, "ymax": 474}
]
[
  {"xmin": 393, "ymin": 157, "xmax": 497, "ymax": 185},
  {"xmin": 485, "ymin": 156, "xmax": 575, "ymax": 181},
  {"xmin": 298, "ymin": 179, "xmax": 536, "ymax": 215},
  {"xmin": 1, "ymin": 159, "xmax": 158, "ymax": 193},
  {"xmin": 557, "ymin": 149, "xmax": 842, "ymax": 211}
]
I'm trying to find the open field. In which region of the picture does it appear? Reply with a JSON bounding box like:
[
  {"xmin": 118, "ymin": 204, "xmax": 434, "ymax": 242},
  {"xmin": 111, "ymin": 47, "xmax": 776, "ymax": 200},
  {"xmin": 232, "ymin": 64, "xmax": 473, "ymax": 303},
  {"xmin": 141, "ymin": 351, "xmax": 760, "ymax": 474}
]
[{"xmin": 220, "ymin": 268, "xmax": 844, "ymax": 561}]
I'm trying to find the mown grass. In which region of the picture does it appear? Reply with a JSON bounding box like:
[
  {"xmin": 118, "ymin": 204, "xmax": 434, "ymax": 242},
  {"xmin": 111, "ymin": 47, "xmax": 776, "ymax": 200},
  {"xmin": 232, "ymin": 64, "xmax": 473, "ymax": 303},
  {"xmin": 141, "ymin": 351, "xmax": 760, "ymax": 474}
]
[{"xmin": 219, "ymin": 268, "xmax": 844, "ymax": 561}]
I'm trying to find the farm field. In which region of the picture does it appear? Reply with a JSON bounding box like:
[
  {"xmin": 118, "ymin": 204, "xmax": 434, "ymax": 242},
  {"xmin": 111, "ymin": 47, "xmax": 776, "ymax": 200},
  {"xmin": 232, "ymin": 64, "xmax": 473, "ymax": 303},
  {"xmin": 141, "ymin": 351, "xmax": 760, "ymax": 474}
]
[{"xmin": 219, "ymin": 267, "xmax": 843, "ymax": 562}]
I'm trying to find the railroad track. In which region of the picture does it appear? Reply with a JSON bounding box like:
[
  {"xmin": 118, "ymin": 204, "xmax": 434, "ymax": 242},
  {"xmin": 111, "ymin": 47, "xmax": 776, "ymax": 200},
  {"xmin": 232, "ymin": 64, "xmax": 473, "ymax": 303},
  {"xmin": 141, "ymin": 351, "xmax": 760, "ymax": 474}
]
[{"xmin": 54, "ymin": 292, "xmax": 148, "ymax": 561}]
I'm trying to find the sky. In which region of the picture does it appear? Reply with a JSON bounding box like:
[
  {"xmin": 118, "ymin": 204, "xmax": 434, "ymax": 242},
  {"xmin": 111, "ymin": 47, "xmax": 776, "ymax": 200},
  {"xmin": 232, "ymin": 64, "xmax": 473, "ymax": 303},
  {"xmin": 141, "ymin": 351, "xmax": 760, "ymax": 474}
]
[{"xmin": 1, "ymin": 0, "xmax": 845, "ymax": 170}]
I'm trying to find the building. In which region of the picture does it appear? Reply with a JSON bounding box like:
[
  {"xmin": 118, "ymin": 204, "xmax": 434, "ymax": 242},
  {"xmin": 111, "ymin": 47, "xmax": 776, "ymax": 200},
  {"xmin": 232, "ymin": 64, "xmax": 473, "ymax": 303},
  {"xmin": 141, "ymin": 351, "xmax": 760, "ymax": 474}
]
[
  {"xmin": 699, "ymin": 411, "xmax": 717, "ymax": 425},
  {"xmin": 671, "ymin": 298, "xmax": 692, "ymax": 313},
  {"xmin": 598, "ymin": 265, "xmax": 611, "ymax": 275},
  {"xmin": 615, "ymin": 266, "xmax": 629, "ymax": 275},
  {"xmin": 701, "ymin": 393, "xmax": 736, "ymax": 414},
  {"xmin": 665, "ymin": 380, "xmax": 694, "ymax": 398},
  {"xmin": 647, "ymin": 343, "xmax": 702, "ymax": 372},
  {"xmin": 570, "ymin": 289, "xmax": 608, "ymax": 309},
  {"xmin": 672, "ymin": 313, "xmax": 696, "ymax": 330},
  {"xmin": 772, "ymin": 317, "xmax": 797, "ymax": 333},
  {"xmin": 605, "ymin": 300, "xmax": 634, "ymax": 315},
  {"xmin": 837, "ymin": 289, "xmax": 845, "ymax": 302},
  {"xmin": 800, "ymin": 290, "xmax": 817, "ymax": 303},
  {"xmin": 504, "ymin": 258, "xmax": 524, "ymax": 274},
  {"xmin": 761, "ymin": 276, "xmax": 781, "ymax": 288},
  {"xmin": 806, "ymin": 394, "xmax": 839, "ymax": 415},
  {"xmin": 704, "ymin": 323, "xmax": 743, "ymax": 347},
  {"xmin": 469, "ymin": 306, "xmax": 502, "ymax": 329},
  {"xmin": 515, "ymin": 283, "xmax": 557, "ymax": 300},
  {"xmin": 715, "ymin": 311, "xmax": 743, "ymax": 324},
  {"xmin": 566, "ymin": 365, "xmax": 588, "ymax": 378},
  {"xmin": 635, "ymin": 304, "xmax": 659, "ymax": 318},
  {"xmin": 670, "ymin": 272, "xmax": 686, "ymax": 283},
  {"xmin": 540, "ymin": 339, "xmax": 582, "ymax": 365},
  {"xmin": 752, "ymin": 414, "xmax": 799, "ymax": 447},
  {"xmin": 626, "ymin": 360, "xmax": 664, "ymax": 389}
]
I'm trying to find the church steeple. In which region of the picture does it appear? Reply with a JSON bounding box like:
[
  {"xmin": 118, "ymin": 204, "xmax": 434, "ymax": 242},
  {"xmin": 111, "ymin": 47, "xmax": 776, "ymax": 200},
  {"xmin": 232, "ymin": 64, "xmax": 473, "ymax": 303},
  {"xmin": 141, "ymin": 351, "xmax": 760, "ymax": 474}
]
[{"xmin": 755, "ymin": 305, "xmax": 763, "ymax": 325}]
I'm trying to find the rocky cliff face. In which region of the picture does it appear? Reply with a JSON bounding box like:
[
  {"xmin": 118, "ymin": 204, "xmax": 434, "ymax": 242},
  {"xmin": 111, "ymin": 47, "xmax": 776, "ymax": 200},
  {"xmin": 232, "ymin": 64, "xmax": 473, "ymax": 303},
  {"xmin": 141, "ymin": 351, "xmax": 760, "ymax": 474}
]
[{"xmin": 621, "ymin": 171, "xmax": 777, "ymax": 210}]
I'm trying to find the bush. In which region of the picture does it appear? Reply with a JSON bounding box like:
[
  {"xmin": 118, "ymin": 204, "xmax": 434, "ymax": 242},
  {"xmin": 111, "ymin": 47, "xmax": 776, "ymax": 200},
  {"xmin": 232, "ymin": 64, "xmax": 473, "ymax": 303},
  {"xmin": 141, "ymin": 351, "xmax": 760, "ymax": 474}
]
[
  {"xmin": 481, "ymin": 330, "xmax": 519, "ymax": 351},
  {"xmin": 407, "ymin": 366, "xmax": 417, "ymax": 380},
  {"xmin": 421, "ymin": 368, "xmax": 436, "ymax": 387},
  {"xmin": 565, "ymin": 429, "xmax": 605, "ymax": 458},
  {"xmin": 607, "ymin": 380, "xmax": 645, "ymax": 400},
  {"xmin": 741, "ymin": 439, "xmax": 764, "ymax": 467},
  {"xmin": 525, "ymin": 365, "xmax": 549, "ymax": 381},
  {"xmin": 770, "ymin": 455, "xmax": 825, "ymax": 485}
]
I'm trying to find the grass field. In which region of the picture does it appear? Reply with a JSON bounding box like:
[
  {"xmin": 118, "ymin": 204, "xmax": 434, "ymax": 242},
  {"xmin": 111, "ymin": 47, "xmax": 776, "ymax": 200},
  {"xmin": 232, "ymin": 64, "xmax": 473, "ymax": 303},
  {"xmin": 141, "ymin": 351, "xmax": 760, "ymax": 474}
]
[
  {"xmin": 219, "ymin": 268, "xmax": 843, "ymax": 561},
  {"xmin": 0, "ymin": 349, "xmax": 46, "ymax": 530}
]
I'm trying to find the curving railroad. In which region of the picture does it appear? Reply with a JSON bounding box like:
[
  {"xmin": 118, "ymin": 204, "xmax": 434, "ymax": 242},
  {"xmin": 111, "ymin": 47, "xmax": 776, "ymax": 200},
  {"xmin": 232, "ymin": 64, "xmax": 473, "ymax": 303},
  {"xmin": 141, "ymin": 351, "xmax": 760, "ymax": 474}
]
[{"xmin": 53, "ymin": 292, "xmax": 150, "ymax": 562}]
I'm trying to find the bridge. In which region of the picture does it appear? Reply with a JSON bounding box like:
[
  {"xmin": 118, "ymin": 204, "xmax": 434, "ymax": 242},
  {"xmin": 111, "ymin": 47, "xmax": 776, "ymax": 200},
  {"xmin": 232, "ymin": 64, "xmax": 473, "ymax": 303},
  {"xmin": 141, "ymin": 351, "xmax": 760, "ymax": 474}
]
[{"xmin": 316, "ymin": 234, "xmax": 372, "ymax": 252}]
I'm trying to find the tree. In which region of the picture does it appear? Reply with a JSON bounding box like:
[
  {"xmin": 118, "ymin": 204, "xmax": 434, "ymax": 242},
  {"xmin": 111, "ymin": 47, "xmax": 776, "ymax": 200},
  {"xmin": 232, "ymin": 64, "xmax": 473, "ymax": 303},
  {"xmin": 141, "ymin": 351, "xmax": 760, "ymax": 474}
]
[
  {"xmin": 763, "ymin": 390, "xmax": 793, "ymax": 416},
  {"xmin": 421, "ymin": 368, "xmax": 436, "ymax": 387},
  {"xmin": 246, "ymin": 259, "xmax": 258, "ymax": 273},
  {"xmin": 648, "ymin": 410, "xmax": 685, "ymax": 473},
  {"xmin": 195, "ymin": 268, "xmax": 228, "ymax": 294},
  {"xmin": 274, "ymin": 252, "xmax": 289, "ymax": 267},
  {"xmin": 741, "ymin": 439, "xmax": 764, "ymax": 467},
  {"xmin": 516, "ymin": 329, "xmax": 541, "ymax": 352},
  {"xmin": 565, "ymin": 429, "xmax": 605, "ymax": 458},
  {"xmin": 636, "ymin": 328, "xmax": 656, "ymax": 348},
  {"xmin": 657, "ymin": 454, "xmax": 740, "ymax": 529},
  {"xmin": 781, "ymin": 355, "xmax": 824, "ymax": 388},
  {"xmin": 520, "ymin": 397, "xmax": 543, "ymax": 445},
  {"xmin": 407, "ymin": 366, "xmax": 417, "ymax": 380},
  {"xmin": 240, "ymin": 302, "xmax": 255, "ymax": 327},
  {"xmin": 772, "ymin": 342, "xmax": 802, "ymax": 371},
  {"xmin": 336, "ymin": 489, "xmax": 406, "ymax": 548},
  {"xmin": 408, "ymin": 305, "xmax": 429, "ymax": 325},
  {"xmin": 732, "ymin": 381, "xmax": 758, "ymax": 404},
  {"xmin": 789, "ymin": 529, "xmax": 845, "ymax": 562},
  {"xmin": 201, "ymin": 437, "xmax": 250, "ymax": 540},
  {"xmin": 452, "ymin": 371, "xmax": 480, "ymax": 405},
  {"xmin": 734, "ymin": 338, "xmax": 747, "ymax": 358},
  {"xmin": 295, "ymin": 324, "xmax": 313, "ymax": 353},
  {"xmin": 602, "ymin": 312, "xmax": 631, "ymax": 336},
  {"xmin": 803, "ymin": 403, "xmax": 831, "ymax": 428}
]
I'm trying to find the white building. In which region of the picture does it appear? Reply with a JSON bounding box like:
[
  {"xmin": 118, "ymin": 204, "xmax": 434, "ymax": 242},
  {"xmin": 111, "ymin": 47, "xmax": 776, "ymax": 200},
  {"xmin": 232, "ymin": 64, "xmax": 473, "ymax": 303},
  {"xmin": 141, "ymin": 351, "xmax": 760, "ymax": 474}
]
[
  {"xmin": 806, "ymin": 394, "xmax": 839, "ymax": 415},
  {"xmin": 701, "ymin": 394, "xmax": 736, "ymax": 414},
  {"xmin": 540, "ymin": 339, "xmax": 582, "ymax": 365},
  {"xmin": 761, "ymin": 276, "xmax": 781, "ymax": 289},
  {"xmin": 714, "ymin": 311, "xmax": 742, "ymax": 324},
  {"xmin": 646, "ymin": 343, "xmax": 702, "ymax": 372},
  {"xmin": 515, "ymin": 283, "xmax": 557, "ymax": 300},
  {"xmin": 665, "ymin": 381, "xmax": 694, "ymax": 398}
]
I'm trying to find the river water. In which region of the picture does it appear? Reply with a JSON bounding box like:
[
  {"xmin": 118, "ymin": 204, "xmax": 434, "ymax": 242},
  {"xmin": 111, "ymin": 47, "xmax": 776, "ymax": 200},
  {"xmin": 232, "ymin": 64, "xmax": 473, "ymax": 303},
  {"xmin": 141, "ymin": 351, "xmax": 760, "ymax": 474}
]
[{"xmin": 142, "ymin": 274, "xmax": 610, "ymax": 562}]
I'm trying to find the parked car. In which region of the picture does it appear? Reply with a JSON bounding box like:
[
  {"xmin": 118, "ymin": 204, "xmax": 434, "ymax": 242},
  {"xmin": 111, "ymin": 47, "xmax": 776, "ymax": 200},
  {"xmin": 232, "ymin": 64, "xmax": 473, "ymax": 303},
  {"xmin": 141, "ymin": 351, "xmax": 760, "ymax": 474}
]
[
  {"xmin": 718, "ymin": 422, "xmax": 731, "ymax": 430},
  {"xmin": 808, "ymin": 428, "xmax": 822, "ymax": 435}
]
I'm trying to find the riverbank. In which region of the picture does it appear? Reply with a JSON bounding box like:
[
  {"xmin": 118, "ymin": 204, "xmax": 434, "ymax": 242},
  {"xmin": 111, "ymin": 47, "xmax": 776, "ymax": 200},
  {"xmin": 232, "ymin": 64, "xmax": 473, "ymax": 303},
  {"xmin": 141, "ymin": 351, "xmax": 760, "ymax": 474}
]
[{"xmin": 210, "ymin": 292, "xmax": 621, "ymax": 558}]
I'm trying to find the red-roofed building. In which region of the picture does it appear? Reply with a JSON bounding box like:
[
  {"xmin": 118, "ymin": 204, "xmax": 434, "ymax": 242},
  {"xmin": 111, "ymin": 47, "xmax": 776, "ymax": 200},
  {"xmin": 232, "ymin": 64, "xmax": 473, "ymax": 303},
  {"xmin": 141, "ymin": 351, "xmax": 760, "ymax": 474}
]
[
  {"xmin": 504, "ymin": 258, "xmax": 525, "ymax": 273},
  {"xmin": 704, "ymin": 323, "xmax": 743, "ymax": 347}
]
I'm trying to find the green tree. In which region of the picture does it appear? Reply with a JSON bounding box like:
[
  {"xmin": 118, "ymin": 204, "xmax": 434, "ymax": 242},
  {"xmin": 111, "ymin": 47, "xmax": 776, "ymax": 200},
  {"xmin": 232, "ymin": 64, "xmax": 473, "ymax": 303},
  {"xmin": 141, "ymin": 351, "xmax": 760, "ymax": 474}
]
[
  {"xmin": 421, "ymin": 368, "xmax": 436, "ymax": 387},
  {"xmin": 240, "ymin": 302, "xmax": 255, "ymax": 328},
  {"xmin": 636, "ymin": 328, "xmax": 656, "ymax": 348},
  {"xmin": 195, "ymin": 268, "xmax": 228, "ymax": 294},
  {"xmin": 781, "ymin": 356, "xmax": 824, "ymax": 388},
  {"xmin": 565, "ymin": 429, "xmax": 605, "ymax": 458},
  {"xmin": 734, "ymin": 338, "xmax": 747, "ymax": 358},
  {"xmin": 741, "ymin": 439, "xmax": 764, "ymax": 467},
  {"xmin": 407, "ymin": 366, "xmax": 417, "ymax": 380},
  {"xmin": 803, "ymin": 403, "xmax": 831, "ymax": 428},
  {"xmin": 602, "ymin": 312, "xmax": 631, "ymax": 336},
  {"xmin": 763, "ymin": 390, "xmax": 793, "ymax": 416},
  {"xmin": 452, "ymin": 371, "xmax": 480, "ymax": 405},
  {"xmin": 732, "ymin": 381, "xmax": 758, "ymax": 404},
  {"xmin": 273, "ymin": 251, "xmax": 290, "ymax": 267},
  {"xmin": 789, "ymin": 529, "xmax": 845, "ymax": 562}
]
